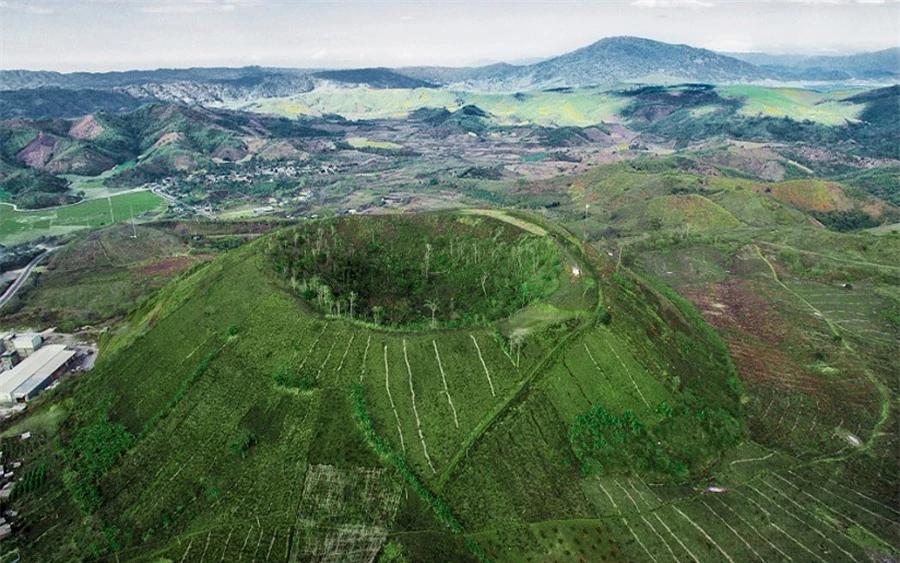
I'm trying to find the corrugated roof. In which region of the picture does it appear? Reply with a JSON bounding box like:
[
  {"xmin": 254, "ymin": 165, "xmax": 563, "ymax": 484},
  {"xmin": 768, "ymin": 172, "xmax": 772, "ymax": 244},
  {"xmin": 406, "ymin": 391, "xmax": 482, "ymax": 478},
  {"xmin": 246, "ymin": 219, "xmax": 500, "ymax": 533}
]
[
  {"xmin": 0, "ymin": 345, "xmax": 71, "ymax": 400},
  {"xmin": 14, "ymin": 349, "xmax": 75, "ymax": 400}
]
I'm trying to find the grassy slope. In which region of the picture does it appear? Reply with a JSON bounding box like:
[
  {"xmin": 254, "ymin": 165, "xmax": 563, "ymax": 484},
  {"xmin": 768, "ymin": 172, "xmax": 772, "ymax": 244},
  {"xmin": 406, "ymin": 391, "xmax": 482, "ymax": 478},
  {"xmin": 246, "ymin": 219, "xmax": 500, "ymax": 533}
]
[
  {"xmin": 1, "ymin": 223, "xmax": 203, "ymax": 330},
  {"xmin": 1, "ymin": 211, "xmax": 746, "ymax": 561},
  {"xmin": 2, "ymin": 208, "xmax": 897, "ymax": 562},
  {"xmin": 720, "ymin": 85, "xmax": 865, "ymax": 125},
  {"xmin": 232, "ymin": 87, "xmax": 628, "ymax": 127},
  {"xmin": 555, "ymin": 160, "xmax": 893, "ymax": 238},
  {"xmin": 233, "ymin": 85, "xmax": 864, "ymax": 128}
]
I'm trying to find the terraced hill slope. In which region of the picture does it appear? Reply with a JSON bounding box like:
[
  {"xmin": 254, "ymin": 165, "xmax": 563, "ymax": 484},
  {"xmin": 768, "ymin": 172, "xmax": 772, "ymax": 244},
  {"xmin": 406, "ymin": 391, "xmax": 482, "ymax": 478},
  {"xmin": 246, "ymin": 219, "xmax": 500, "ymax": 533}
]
[{"xmin": 2, "ymin": 210, "xmax": 897, "ymax": 562}]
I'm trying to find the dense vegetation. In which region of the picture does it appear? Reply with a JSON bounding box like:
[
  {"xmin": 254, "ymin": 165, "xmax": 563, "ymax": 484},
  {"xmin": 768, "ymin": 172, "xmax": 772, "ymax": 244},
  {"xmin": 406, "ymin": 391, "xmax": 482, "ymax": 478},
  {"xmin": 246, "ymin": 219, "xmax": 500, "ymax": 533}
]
[{"xmin": 267, "ymin": 213, "xmax": 562, "ymax": 328}]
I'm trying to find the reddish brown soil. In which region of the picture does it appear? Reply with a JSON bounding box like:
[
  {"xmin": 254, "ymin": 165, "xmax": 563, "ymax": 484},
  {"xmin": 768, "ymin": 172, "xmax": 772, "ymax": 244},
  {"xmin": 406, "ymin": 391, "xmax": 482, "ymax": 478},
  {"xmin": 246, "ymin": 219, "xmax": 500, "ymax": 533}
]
[
  {"xmin": 138, "ymin": 256, "xmax": 196, "ymax": 276},
  {"xmin": 16, "ymin": 132, "xmax": 60, "ymax": 169},
  {"xmin": 68, "ymin": 115, "xmax": 105, "ymax": 141},
  {"xmin": 681, "ymin": 279, "xmax": 788, "ymax": 345},
  {"xmin": 679, "ymin": 280, "xmax": 877, "ymax": 406}
]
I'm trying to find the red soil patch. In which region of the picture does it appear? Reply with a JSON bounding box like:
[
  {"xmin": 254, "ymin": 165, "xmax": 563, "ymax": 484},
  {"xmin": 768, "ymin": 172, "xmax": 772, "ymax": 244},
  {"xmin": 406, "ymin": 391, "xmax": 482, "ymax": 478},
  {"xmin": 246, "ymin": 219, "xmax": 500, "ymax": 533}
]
[
  {"xmin": 16, "ymin": 132, "xmax": 61, "ymax": 169},
  {"xmin": 68, "ymin": 115, "xmax": 105, "ymax": 141},
  {"xmin": 679, "ymin": 280, "xmax": 876, "ymax": 405},
  {"xmin": 138, "ymin": 256, "xmax": 196, "ymax": 276},
  {"xmin": 681, "ymin": 279, "xmax": 788, "ymax": 345}
]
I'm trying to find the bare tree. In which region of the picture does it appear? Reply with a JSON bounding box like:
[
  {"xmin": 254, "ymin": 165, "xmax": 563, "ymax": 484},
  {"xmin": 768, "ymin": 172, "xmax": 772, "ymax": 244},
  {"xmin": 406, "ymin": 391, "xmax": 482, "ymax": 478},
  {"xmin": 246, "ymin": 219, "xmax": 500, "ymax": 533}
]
[
  {"xmin": 349, "ymin": 291, "xmax": 357, "ymax": 320},
  {"xmin": 510, "ymin": 328, "xmax": 529, "ymax": 368},
  {"xmin": 481, "ymin": 273, "xmax": 489, "ymax": 297},
  {"xmin": 424, "ymin": 299, "xmax": 438, "ymax": 329},
  {"xmin": 424, "ymin": 243, "xmax": 432, "ymax": 282}
]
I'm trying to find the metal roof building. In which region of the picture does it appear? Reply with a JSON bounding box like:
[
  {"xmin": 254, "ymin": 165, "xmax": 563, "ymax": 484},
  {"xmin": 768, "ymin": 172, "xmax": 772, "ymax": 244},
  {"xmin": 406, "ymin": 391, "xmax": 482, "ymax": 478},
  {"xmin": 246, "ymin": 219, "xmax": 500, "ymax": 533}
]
[
  {"xmin": 11, "ymin": 333, "xmax": 42, "ymax": 356},
  {"xmin": 0, "ymin": 344, "xmax": 75, "ymax": 403}
]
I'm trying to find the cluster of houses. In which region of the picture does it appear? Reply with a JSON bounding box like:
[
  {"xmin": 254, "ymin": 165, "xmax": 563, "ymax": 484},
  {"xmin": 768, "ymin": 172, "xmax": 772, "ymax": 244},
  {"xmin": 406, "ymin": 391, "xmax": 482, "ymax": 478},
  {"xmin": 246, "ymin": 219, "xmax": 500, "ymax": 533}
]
[
  {"xmin": 0, "ymin": 333, "xmax": 76, "ymax": 404},
  {"xmin": 0, "ymin": 431, "xmax": 31, "ymax": 544},
  {"xmin": 0, "ymin": 331, "xmax": 83, "ymax": 550}
]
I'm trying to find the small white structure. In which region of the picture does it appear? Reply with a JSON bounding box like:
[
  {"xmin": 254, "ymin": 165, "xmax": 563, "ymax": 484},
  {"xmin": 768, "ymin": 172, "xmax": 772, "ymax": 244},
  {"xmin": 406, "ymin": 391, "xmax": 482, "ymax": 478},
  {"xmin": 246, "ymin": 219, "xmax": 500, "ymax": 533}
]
[
  {"xmin": 11, "ymin": 334, "xmax": 42, "ymax": 357},
  {"xmin": 0, "ymin": 483, "xmax": 14, "ymax": 501}
]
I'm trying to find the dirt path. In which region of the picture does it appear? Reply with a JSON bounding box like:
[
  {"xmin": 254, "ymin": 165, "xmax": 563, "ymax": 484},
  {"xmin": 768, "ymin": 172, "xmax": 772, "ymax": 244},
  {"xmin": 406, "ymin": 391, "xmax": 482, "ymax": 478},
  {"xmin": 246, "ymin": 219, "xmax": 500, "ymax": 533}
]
[
  {"xmin": 383, "ymin": 344, "xmax": 406, "ymax": 454},
  {"xmin": 404, "ymin": 340, "xmax": 436, "ymax": 474},
  {"xmin": 470, "ymin": 334, "xmax": 496, "ymax": 397},
  {"xmin": 461, "ymin": 209, "xmax": 548, "ymax": 236},
  {"xmin": 431, "ymin": 340, "xmax": 460, "ymax": 428}
]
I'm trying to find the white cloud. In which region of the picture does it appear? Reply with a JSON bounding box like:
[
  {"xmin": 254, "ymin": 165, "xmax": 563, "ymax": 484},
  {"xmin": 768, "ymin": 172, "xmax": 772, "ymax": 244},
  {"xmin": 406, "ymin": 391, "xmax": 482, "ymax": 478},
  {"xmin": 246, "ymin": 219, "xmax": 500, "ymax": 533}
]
[
  {"xmin": 135, "ymin": 0, "xmax": 259, "ymax": 15},
  {"xmin": 632, "ymin": 0, "xmax": 716, "ymax": 8},
  {"xmin": 0, "ymin": 1, "xmax": 54, "ymax": 15},
  {"xmin": 772, "ymin": 0, "xmax": 897, "ymax": 3}
]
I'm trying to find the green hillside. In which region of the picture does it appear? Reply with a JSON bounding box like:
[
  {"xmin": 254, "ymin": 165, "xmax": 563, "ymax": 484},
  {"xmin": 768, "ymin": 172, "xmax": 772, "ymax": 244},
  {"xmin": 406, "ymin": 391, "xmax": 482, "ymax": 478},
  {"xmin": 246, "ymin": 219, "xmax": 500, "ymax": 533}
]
[
  {"xmin": 4, "ymin": 209, "xmax": 895, "ymax": 562},
  {"xmin": 0, "ymin": 210, "xmax": 769, "ymax": 561},
  {"xmin": 0, "ymin": 223, "xmax": 204, "ymax": 331}
]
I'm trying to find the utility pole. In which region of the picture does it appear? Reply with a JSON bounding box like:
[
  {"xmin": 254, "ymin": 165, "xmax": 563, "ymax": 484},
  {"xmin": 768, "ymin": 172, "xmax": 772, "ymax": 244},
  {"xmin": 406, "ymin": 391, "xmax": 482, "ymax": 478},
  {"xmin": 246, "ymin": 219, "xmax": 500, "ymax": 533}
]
[{"xmin": 130, "ymin": 206, "xmax": 137, "ymax": 238}]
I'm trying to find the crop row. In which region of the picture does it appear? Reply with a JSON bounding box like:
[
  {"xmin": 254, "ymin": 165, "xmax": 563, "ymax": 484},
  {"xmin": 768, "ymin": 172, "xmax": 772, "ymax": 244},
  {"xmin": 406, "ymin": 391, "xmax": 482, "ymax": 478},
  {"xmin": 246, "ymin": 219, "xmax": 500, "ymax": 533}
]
[
  {"xmin": 361, "ymin": 330, "xmax": 522, "ymax": 478},
  {"xmin": 588, "ymin": 471, "xmax": 882, "ymax": 563}
]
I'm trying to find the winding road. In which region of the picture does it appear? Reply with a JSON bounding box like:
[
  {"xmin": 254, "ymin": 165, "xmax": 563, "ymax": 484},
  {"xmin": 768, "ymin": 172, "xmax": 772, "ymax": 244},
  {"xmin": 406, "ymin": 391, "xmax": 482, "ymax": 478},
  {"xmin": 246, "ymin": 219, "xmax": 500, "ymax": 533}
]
[{"xmin": 0, "ymin": 247, "xmax": 56, "ymax": 309}]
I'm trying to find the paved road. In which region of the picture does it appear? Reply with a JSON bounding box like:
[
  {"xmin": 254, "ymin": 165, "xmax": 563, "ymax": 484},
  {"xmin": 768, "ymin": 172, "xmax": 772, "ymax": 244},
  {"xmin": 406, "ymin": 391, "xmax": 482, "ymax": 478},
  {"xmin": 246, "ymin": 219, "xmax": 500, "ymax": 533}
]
[{"xmin": 0, "ymin": 247, "xmax": 56, "ymax": 309}]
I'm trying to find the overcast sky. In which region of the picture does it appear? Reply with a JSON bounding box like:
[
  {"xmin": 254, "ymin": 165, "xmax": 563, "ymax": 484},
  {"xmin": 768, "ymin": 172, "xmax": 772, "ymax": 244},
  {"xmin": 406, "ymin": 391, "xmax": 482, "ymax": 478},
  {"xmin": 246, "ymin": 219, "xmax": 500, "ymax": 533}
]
[{"xmin": 1, "ymin": 0, "xmax": 898, "ymax": 72}]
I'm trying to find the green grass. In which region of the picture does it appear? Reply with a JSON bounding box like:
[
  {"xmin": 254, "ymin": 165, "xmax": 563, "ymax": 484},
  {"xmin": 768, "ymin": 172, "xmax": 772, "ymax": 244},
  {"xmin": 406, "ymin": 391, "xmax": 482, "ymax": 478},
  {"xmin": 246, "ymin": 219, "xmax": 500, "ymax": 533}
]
[
  {"xmin": 646, "ymin": 194, "xmax": 742, "ymax": 231},
  {"xmin": 0, "ymin": 404, "xmax": 67, "ymax": 438},
  {"xmin": 0, "ymin": 190, "xmax": 165, "ymax": 244},
  {"xmin": 4, "ymin": 211, "xmax": 897, "ymax": 562},
  {"xmin": 347, "ymin": 136, "xmax": 403, "ymax": 150},
  {"xmin": 235, "ymin": 84, "xmax": 870, "ymax": 128}
]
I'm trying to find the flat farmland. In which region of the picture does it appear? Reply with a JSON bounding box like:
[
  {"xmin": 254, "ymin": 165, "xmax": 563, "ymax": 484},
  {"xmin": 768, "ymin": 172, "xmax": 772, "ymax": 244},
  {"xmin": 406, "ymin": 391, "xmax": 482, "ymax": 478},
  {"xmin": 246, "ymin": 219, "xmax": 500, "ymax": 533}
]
[{"xmin": 0, "ymin": 190, "xmax": 165, "ymax": 244}]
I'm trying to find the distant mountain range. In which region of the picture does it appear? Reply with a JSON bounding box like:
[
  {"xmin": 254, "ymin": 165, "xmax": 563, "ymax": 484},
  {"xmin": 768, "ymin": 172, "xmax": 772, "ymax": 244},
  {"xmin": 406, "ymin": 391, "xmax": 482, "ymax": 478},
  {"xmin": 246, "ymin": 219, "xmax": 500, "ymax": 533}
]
[
  {"xmin": 728, "ymin": 48, "xmax": 900, "ymax": 81},
  {"xmin": 1, "ymin": 36, "xmax": 897, "ymax": 119}
]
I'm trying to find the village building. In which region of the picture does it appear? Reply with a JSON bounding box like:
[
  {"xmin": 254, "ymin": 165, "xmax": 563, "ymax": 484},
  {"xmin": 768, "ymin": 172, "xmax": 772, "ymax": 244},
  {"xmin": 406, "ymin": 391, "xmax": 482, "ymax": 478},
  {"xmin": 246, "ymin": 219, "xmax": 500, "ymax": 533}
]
[{"xmin": 0, "ymin": 345, "xmax": 76, "ymax": 403}]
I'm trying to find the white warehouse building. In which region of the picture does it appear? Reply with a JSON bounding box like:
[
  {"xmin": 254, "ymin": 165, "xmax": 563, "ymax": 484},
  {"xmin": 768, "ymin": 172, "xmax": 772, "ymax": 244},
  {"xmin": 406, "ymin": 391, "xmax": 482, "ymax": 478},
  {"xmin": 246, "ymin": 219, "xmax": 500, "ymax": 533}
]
[{"xmin": 0, "ymin": 345, "xmax": 75, "ymax": 403}]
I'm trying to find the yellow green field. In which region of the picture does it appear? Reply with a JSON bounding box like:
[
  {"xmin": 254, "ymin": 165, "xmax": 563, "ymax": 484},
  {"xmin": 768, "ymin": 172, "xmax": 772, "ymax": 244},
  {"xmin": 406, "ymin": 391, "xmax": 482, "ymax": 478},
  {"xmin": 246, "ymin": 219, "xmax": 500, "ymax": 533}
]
[
  {"xmin": 231, "ymin": 87, "xmax": 628, "ymax": 127},
  {"xmin": 721, "ymin": 85, "xmax": 866, "ymax": 125}
]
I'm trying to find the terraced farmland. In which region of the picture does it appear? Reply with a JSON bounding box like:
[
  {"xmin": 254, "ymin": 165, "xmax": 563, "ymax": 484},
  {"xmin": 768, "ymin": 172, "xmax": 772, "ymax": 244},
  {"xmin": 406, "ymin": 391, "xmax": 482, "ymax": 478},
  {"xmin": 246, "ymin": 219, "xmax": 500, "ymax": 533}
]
[{"xmin": 3, "ymin": 210, "xmax": 898, "ymax": 562}]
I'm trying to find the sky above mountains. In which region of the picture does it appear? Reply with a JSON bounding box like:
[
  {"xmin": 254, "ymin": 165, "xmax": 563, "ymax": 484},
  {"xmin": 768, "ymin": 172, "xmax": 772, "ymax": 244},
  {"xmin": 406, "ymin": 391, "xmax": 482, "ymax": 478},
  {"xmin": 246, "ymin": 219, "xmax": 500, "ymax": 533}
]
[{"xmin": 1, "ymin": 0, "xmax": 898, "ymax": 72}]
